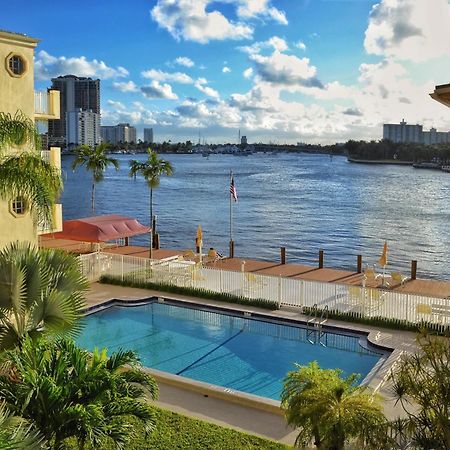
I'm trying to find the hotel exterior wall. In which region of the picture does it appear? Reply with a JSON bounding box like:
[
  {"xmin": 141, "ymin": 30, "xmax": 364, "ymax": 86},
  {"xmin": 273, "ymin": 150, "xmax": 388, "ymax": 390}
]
[{"xmin": 0, "ymin": 31, "xmax": 40, "ymax": 248}]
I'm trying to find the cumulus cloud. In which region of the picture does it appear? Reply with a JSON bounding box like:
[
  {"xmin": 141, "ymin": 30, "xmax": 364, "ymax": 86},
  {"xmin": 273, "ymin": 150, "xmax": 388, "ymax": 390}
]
[
  {"xmin": 342, "ymin": 107, "xmax": 363, "ymax": 117},
  {"xmin": 295, "ymin": 41, "xmax": 306, "ymax": 51},
  {"xmin": 222, "ymin": 66, "xmax": 231, "ymax": 73},
  {"xmin": 151, "ymin": 0, "xmax": 253, "ymax": 43},
  {"xmin": 35, "ymin": 50, "xmax": 129, "ymax": 81},
  {"xmin": 243, "ymin": 67, "xmax": 253, "ymax": 79},
  {"xmin": 364, "ymin": 0, "xmax": 450, "ymax": 62},
  {"xmin": 236, "ymin": 0, "xmax": 288, "ymax": 24},
  {"xmin": 112, "ymin": 81, "xmax": 139, "ymax": 92},
  {"xmin": 141, "ymin": 69, "xmax": 193, "ymax": 84},
  {"xmin": 141, "ymin": 80, "xmax": 178, "ymax": 99},
  {"xmin": 239, "ymin": 36, "xmax": 288, "ymax": 55},
  {"xmin": 175, "ymin": 56, "xmax": 194, "ymax": 67},
  {"xmin": 250, "ymin": 50, "xmax": 323, "ymax": 88},
  {"xmin": 195, "ymin": 78, "xmax": 220, "ymax": 99}
]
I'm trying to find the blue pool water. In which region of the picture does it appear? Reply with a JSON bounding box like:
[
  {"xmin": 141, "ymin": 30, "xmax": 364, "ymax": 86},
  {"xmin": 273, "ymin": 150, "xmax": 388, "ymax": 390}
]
[{"xmin": 77, "ymin": 301, "xmax": 387, "ymax": 400}]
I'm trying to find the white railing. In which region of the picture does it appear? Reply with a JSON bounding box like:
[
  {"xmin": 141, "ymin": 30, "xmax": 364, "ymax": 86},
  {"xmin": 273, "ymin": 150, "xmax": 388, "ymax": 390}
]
[
  {"xmin": 40, "ymin": 150, "xmax": 50, "ymax": 163},
  {"xmin": 34, "ymin": 91, "xmax": 49, "ymax": 115},
  {"xmin": 78, "ymin": 252, "xmax": 450, "ymax": 332}
]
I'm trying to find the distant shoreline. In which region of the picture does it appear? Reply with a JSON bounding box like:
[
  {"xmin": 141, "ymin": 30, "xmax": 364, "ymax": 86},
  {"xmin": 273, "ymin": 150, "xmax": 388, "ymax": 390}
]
[{"xmin": 347, "ymin": 157, "xmax": 413, "ymax": 165}]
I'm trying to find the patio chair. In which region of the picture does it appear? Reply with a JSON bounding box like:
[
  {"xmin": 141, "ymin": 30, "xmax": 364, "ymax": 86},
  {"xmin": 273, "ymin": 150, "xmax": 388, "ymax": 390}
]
[
  {"xmin": 389, "ymin": 271, "xmax": 408, "ymax": 287},
  {"xmin": 183, "ymin": 249, "xmax": 196, "ymax": 261},
  {"xmin": 203, "ymin": 247, "xmax": 221, "ymax": 265}
]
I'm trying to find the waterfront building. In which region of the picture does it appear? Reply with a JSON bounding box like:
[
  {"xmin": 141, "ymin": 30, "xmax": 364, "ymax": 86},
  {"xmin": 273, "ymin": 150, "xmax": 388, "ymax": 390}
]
[
  {"xmin": 144, "ymin": 127, "xmax": 154, "ymax": 143},
  {"xmin": 66, "ymin": 108, "xmax": 101, "ymax": 148},
  {"xmin": 48, "ymin": 75, "xmax": 100, "ymax": 147},
  {"xmin": 0, "ymin": 30, "xmax": 63, "ymax": 249},
  {"xmin": 383, "ymin": 119, "xmax": 450, "ymax": 145},
  {"xmin": 383, "ymin": 120, "xmax": 423, "ymax": 144},
  {"xmin": 241, "ymin": 135, "xmax": 247, "ymax": 146},
  {"xmin": 101, "ymin": 123, "xmax": 137, "ymax": 144}
]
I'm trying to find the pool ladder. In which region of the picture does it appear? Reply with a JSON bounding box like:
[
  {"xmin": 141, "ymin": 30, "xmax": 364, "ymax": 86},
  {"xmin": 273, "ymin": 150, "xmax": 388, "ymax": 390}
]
[{"xmin": 306, "ymin": 304, "xmax": 328, "ymax": 346}]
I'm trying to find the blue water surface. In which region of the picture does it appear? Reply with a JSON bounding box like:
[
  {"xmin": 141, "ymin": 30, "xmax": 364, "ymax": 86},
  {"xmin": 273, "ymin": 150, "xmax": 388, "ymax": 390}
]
[{"xmin": 77, "ymin": 302, "xmax": 386, "ymax": 400}]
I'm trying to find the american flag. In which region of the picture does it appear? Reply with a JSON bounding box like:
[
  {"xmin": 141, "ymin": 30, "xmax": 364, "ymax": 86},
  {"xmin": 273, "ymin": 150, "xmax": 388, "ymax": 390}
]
[{"xmin": 230, "ymin": 175, "xmax": 238, "ymax": 202}]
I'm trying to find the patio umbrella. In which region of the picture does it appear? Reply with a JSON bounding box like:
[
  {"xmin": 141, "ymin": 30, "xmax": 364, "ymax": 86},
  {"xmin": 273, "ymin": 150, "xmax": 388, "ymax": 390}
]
[{"xmin": 378, "ymin": 241, "xmax": 388, "ymax": 285}]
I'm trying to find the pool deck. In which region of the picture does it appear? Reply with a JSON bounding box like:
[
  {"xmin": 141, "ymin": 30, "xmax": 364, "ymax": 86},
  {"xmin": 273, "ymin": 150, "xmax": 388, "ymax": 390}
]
[{"xmin": 85, "ymin": 282, "xmax": 420, "ymax": 445}]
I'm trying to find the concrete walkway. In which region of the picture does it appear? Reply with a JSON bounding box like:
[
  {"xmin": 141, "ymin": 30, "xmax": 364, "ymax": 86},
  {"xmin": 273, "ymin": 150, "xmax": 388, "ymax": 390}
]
[{"xmin": 85, "ymin": 283, "xmax": 420, "ymax": 444}]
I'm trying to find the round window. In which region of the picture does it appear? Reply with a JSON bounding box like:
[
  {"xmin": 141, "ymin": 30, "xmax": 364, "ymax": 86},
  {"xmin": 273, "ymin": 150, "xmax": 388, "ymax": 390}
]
[
  {"xmin": 11, "ymin": 197, "xmax": 27, "ymax": 215},
  {"xmin": 5, "ymin": 53, "xmax": 27, "ymax": 77}
]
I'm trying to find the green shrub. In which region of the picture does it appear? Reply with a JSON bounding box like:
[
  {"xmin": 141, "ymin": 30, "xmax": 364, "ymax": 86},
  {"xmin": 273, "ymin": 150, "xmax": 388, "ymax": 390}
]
[{"xmin": 99, "ymin": 274, "xmax": 279, "ymax": 310}]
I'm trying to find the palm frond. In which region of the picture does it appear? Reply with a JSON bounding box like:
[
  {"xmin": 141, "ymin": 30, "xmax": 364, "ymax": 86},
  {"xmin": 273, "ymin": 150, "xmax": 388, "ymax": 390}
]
[{"xmin": 0, "ymin": 111, "xmax": 41, "ymax": 153}]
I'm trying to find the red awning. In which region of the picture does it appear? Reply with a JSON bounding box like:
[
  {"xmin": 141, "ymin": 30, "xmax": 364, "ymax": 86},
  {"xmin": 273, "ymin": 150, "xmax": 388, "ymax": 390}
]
[{"xmin": 51, "ymin": 215, "xmax": 150, "ymax": 243}]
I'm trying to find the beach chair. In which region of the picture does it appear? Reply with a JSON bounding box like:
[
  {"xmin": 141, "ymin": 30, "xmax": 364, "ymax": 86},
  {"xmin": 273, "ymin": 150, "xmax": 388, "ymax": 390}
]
[
  {"xmin": 389, "ymin": 271, "xmax": 408, "ymax": 287},
  {"xmin": 348, "ymin": 286, "xmax": 363, "ymax": 305},
  {"xmin": 183, "ymin": 249, "xmax": 196, "ymax": 261},
  {"xmin": 204, "ymin": 248, "xmax": 220, "ymax": 264}
]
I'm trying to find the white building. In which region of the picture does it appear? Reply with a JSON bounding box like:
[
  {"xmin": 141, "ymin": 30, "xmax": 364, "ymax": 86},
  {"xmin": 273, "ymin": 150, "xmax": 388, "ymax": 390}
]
[
  {"xmin": 422, "ymin": 128, "xmax": 450, "ymax": 145},
  {"xmin": 144, "ymin": 128, "xmax": 154, "ymax": 143},
  {"xmin": 383, "ymin": 120, "xmax": 423, "ymax": 143},
  {"xmin": 66, "ymin": 109, "xmax": 100, "ymax": 148},
  {"xmin": 101, "ymin": 123, "xmax": 136, "ymax": 144}
]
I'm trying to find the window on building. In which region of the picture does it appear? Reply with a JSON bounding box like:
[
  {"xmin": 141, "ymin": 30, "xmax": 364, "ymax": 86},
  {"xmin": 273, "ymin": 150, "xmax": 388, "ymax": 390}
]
[
  {"xmin": 11, "ymin": 197, "xmax": 27, "ymax": 215},
  {"xmin": 6, "ymin": 53, "xmax": 26, "ymax": 77}
]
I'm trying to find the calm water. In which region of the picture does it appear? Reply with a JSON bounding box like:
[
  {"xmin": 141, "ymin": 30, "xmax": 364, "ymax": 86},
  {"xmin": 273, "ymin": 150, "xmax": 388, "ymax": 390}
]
[
  {"xmin": 61, "ymin": 153, "xmax": 450, "ymax": 280},
  {"xmin": 78, "ymin": 302, "xmax": 385, "ymax": 400}
]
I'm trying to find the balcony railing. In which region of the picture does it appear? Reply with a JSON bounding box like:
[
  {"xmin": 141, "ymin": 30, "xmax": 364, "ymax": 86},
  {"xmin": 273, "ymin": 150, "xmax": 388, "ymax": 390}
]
[
  {"xmin": 34, "ymin": 90, "xmax": 60, "ymax": 120},
  {"xmin": 37, "ymin": 203, "xmax": 63, "ymax": 235}
]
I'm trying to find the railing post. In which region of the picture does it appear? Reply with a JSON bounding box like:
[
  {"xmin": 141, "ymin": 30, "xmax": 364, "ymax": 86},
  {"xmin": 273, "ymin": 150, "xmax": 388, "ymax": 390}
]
[
  {"xmin": 121, "ymin": 255, "xmax": 124, "ymax": 282},
  {"xmin": 278, "ymin": 275, "xmax": 282, "ymax": 308}
]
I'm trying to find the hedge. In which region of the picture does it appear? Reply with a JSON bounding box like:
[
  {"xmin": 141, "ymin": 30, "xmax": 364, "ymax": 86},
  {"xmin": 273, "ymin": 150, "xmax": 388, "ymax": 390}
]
[
  {"xmin": 99, "ymin": 274, "xmax": 280, "ymax": 310},
  {"xmin": 62, "ymin": 407, "xmax": 291, "ymax": 450}
]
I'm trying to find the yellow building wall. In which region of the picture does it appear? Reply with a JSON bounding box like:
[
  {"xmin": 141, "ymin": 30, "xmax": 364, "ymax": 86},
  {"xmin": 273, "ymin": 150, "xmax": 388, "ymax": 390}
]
[{"xmin": 0, "ymin": 31, "xmax": 39, "ymax": 249}]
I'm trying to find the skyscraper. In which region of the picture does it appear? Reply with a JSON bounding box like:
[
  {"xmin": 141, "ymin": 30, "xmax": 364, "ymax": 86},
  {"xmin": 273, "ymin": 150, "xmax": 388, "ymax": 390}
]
[
  {"xmin": 100, "ymin": 123, "xmax": 136, "ymax": 144},
  {"xmin": 144, "ymin": 128, "xmax": 154, "ymax": 143},
  {"xmin": 48, "ymin": 75, "xmax": 100, "ymax": 146}
]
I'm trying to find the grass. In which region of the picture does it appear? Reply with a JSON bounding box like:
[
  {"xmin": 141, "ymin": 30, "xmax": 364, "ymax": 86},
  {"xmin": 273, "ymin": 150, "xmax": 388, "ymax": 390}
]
[
  {"xmin": 62, "ymin": 407, "xmax": 291, "ymax": 450},
  {"xmin": 99, "ymin": 274, "xmax": 280, "ymax": 310}
]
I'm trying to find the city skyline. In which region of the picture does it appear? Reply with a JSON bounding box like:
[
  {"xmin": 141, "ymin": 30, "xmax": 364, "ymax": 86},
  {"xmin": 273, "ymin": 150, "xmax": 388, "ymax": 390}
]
[{"xmin": 3, "ymin": 0, "xmax": 450, "ymax": 143}]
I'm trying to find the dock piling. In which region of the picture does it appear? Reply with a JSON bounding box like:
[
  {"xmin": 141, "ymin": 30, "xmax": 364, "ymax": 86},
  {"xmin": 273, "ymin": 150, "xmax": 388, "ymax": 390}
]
[
  {"xmin": 229, "ymin": 240, "xmax": 234, "ymax": 258},
  {"xmin": 281, "ymin": 247, "xmax": 286, "ymax": 265},
  {"xmin": 411, "ymin": 260, "xmax": 417, "ymax": 280},
  {"xmin": 319, "ymin": 249, "xmax": 324, "ymax": 269},
  {"xmin": 357, "ymin": 255, "xmax": 362, "ymax": 273}
]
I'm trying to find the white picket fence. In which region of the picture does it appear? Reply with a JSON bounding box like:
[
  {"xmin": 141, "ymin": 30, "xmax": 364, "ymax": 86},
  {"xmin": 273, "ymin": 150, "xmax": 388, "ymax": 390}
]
[{"xmin": 78, "ymin": 252, "xmax": 450, "ymax": 331}]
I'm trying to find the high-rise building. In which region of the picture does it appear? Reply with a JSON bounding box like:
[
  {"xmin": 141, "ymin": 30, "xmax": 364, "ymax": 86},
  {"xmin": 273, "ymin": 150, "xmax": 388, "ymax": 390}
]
[
  {"xmin": 241, "ymin": 135, "xmax": 247, "ymax": 146},
  {"xmin": 48, "ymin": 75, "xmax": 100, "ymax": 146},
  {"xmin": 144, "ymin": 128, "xmax": 154, "ymax": 143},
  {"xmin": 66, "ymin": 109, "xmax": 101, "ymax": 148},
  {"xmin": 0, "ymin": 30, "xmax": 63, "ymax": 249},
  {"xmin": 101, "ymin": 123, "xmax": 136, "ymax": 144},
  {"xmin": 383, "ymin": 120, "xmax": 423, "ymax": 143}
]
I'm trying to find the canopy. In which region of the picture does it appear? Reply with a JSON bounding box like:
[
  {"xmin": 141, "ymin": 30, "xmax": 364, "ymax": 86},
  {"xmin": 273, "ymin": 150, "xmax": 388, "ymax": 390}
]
[{"xmin": 51, "ymin": 215, "xmax": 150, "ymax": 243}]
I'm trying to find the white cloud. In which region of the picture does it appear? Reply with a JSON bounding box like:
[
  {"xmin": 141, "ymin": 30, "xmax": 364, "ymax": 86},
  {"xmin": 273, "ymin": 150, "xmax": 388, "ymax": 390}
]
[
  {"xmin": 236, "ymin": 0, "xmax": 288, "ymax": 24},
  {"xmin": 141, "ymin": 69, "xmax": 193, "ymax": 84},
  {"xmin": 238, "ymin": 36, "xmax": 288, "ymax": 55},
  {"xmin": 250, "ymin": 50, "xmax": 323, "ymax": 88},
  {"xmin": 112, "ymin": 81, "xmax": 139, "ymax": 92},
  {"xmin": 151, "ymin": 0, "xmax": 253, "ymax": 44},
  {"xmin": 175, "ymin": 56, "xmax": 194, "ymax": 67},
  {"xmin": 195, "ymin": 78, "xmax": 220, "ymax": 99},
  {"xmin": 243, "ymin": 67, "xmax": 253, "ymax": 79},
  {"xmin": 34, "ymin": 50, "xmax": 129, "ymax": 81},
  {"xmin": 222, "ymin": 66, "xmax": 231, "ymax": 73},
  {"xmin": 295, "ymin": 41, "xmax": 306, "ymax": 51},
  {"xmin": 107, "ymin": 100, "xmax": 126, "ymax": 110},
  {"xmin": 141, "ymin": 80, "xmax": 178, "ymax": 100},
  {"xmin": 364, "ymin": 0, "xmax": 450, "ymax": 62}
]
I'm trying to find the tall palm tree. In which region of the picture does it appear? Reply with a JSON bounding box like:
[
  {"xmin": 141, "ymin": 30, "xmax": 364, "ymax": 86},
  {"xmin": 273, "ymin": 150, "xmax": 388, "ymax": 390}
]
[
  {"xmin": 0, "ymin": 337, "xmax": 158, "ymax": 449},
  {"xmin": 0, "ymin": 404, "xmax": 43, "ymax": 450},
  {"xmin": 129, "ymin": 149, "xmax": 173, "ymax": 257},
  {"xmin": 71, "ymin": 142, "xmax": 119, "ymax": 214},
  {"xmin": 282, "ymin": 361, "xmax": 389, "ymax": 450},
  {"xmin": 0, "ymin": 242, "xmax": 88, "ymax": 350},
  {"xmin": 0, "ymin": 111, "xmax": 62, "ymax": 228}
]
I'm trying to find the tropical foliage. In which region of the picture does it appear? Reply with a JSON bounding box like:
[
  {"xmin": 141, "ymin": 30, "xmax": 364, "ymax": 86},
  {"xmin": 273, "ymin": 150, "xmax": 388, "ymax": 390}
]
[
  {"xmin": 129, "ymin": 149, "xmax": 173, "ymax": 252},
  {"xmin": 0, "ymin": 403, "xmax": 43, "ymax": 450},
  {"xmin": 391, "ymin": 333, "xmax": 450, "ymax": 449},
  {"xmin": 0, "ymin": 337, "xmax": 158, "ymax": 449},
  {"xmin": 0, "ymin": 111, "xmax": 62, "ymax": 227},
  {"xmin": 72, "ymin": 142, "xmax": 120, "ymax": 213},
  {"xmin": 0, "ymin": 242, "xmax": 88, "ymax": 350},
  {"xmin": 282, "ymin": 361, "xmax": 389, "ymax": 449}
]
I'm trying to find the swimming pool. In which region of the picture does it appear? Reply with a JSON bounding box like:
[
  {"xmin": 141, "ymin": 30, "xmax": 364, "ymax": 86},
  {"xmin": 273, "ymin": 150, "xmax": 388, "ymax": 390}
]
[{"xmin": 78, "ymin": 300, "xmax": 389, "ymax": 400}]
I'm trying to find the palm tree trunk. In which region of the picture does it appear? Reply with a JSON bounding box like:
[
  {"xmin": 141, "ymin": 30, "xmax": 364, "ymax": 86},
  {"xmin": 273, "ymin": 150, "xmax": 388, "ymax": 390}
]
[
  {"xmin": 149, "ymin": 187, "xmax": 153, "ymax": 258},
  {"xmin": 91, "ymin": 179, "xmax": 95, "ymax": 215}
]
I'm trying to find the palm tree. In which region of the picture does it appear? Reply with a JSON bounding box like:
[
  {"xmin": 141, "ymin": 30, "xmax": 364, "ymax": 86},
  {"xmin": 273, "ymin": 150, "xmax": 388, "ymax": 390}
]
[
  {"xmin": 0, "ymin": 241, "xmax": 88, "ymax": 350},
  {"xmin": 0, "ymin": 404, "xmax": 43, "ymax": 450},
  {"xmin": 281, "ymin": 361, "xmax": 389, "ymax": 450},
  {"xmin": 129, "ymin": 149, "xmax": 173, "ymax": 257},
  {"xmin": 71, "ymin": 142, "xmax": 119, "ymax": 214},
  {"xmin": 0, "ymin": 111, "xmax": 62, "ymax": 228},
  {"xmin": 0, "ymin": 337, "xmax": 158, "ymax": 449}
]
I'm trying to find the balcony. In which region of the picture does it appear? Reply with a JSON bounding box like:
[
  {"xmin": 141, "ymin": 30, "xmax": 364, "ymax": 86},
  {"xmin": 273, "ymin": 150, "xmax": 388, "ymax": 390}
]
[
  {"xmin": 40, "ymin": 147, "xmax": 61, "ymax": 170},
  {"xmin": 37, "ymin": 203, "xmax": 63, "ymax": 235},
  {"xmin": 34, "ymin": 89, "xmax": 60, "ymax": 120}
]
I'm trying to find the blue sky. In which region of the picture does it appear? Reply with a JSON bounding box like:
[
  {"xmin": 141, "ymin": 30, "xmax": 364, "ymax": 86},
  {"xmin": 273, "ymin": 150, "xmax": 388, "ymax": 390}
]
[{"xmin": 2, "ymin": 0, "xmax": 450, "ymax": 143}]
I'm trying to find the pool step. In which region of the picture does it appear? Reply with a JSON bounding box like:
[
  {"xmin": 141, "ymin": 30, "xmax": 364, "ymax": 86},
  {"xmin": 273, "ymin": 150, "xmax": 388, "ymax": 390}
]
[{"xmin": 306, "ymin": 304, "xmax": 329, "ymax": 346}]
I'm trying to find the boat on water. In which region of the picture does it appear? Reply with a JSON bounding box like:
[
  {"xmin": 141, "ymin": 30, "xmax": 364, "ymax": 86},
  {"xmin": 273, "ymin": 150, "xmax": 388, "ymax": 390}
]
[
  {"xmin": 412, "ymin": 162, "xmax": 442, "ymax": 170},
  {"xmin": 441, "ymin": 165, "xmax": 450, "ymax": 173}
]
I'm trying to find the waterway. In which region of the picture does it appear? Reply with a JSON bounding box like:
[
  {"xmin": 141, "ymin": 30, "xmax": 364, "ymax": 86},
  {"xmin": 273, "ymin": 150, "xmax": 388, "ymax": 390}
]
[{"xmin": 61, "ymin": 153, "xmax": 450, "ymax": 280}]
